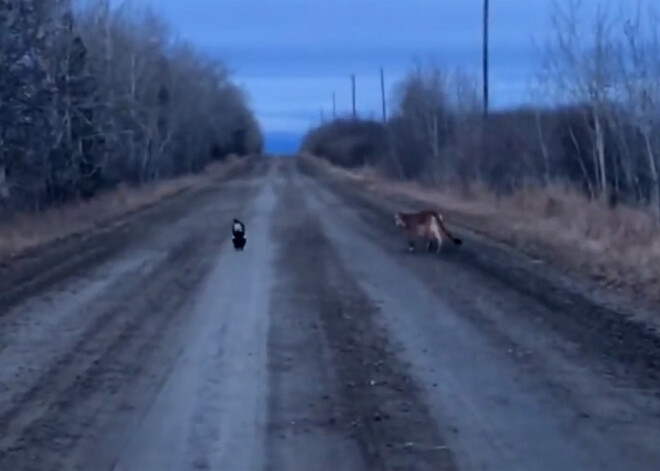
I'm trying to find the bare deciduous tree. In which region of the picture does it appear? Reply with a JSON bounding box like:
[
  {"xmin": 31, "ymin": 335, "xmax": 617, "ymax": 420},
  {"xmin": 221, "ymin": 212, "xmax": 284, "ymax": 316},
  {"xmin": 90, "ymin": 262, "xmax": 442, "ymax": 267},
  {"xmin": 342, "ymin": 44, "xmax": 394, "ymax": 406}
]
[{"xmin": 0, "ymin": 0, "xmax": 262, "ymax": 211}]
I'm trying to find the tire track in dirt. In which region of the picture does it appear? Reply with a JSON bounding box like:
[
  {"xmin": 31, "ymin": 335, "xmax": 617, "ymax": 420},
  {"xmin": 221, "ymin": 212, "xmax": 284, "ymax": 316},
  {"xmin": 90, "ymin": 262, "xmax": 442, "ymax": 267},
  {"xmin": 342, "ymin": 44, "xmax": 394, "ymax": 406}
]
[
  {"xmin": 297, "ymin": 157, "xmax": 660, "ymax": 471},
  {"xmin": 0, "ymin": 230, "xmax": 223, "ymax": 471},
  {"xmin": 0, "ymin": 167, "xmax": 264, "ymax": 471},
  {"xmin": 268, "ymin": 166, "xmax": 456, "ymax": 471},
  {"xmin": 298, "ymin": 157, "xmax": 660, "ymax": 393},
  {"xmin": 0, "ymin": 157, "xmax": 266, "ymax": 314},
  {"xmin": 267, "ymin": 169, "xmax": 366, "ymax": 471},
  {"xmin": 110, "ymin": 172, "xmax": 276, "ymax": 471}
]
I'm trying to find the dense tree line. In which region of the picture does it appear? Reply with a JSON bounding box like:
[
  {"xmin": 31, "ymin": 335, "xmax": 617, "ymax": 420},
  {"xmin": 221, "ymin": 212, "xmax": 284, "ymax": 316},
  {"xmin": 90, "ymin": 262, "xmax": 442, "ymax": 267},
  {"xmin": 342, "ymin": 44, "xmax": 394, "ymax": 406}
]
[
  {"xmin": 301, "ymin": 0, "xmax": 660, "ymax": 218},
  {"xmin": 0, "ymin": 0, "xmax": 262, "ymax": 210}
]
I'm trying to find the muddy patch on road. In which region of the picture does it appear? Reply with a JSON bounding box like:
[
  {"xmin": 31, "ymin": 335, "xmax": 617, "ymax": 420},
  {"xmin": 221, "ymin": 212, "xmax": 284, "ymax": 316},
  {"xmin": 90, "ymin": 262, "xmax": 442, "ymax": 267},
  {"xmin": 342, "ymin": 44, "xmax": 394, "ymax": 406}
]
[{"xmin": 268, "ymin": 179, "xmax": 456, "ymax": 471}]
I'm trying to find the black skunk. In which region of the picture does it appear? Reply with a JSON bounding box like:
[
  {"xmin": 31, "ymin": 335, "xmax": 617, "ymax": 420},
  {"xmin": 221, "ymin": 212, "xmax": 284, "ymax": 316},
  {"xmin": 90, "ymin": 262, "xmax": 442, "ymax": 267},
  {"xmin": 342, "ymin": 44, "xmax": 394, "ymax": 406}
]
[{"xmin": 232, "ymin": 218, "xmax": 246, "ymax": 250}]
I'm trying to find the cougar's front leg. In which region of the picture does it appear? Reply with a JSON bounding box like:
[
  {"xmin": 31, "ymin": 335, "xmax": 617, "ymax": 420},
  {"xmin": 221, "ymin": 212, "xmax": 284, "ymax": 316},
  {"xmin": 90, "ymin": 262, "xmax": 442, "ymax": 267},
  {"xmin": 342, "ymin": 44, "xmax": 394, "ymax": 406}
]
[{"xmin": 435, "ymin": 236, "xmax": 443, "ymax": 253}]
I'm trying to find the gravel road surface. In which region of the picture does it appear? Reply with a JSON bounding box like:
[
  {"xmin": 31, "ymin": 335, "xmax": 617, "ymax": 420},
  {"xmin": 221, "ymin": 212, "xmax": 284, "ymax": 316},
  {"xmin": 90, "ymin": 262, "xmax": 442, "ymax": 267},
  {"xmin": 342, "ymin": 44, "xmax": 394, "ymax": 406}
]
[{"xmin": 1, "ymin": 157, "xmax": 659, "ymax": 471}]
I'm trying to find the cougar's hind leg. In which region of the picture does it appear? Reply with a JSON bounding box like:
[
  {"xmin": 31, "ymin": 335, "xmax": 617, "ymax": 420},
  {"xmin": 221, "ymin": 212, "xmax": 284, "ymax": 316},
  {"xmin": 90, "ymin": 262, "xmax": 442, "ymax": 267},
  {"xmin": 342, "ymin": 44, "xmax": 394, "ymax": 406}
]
[{"xmin": 408, "ymin": 239, "xmax": 416, "ymax": 252}]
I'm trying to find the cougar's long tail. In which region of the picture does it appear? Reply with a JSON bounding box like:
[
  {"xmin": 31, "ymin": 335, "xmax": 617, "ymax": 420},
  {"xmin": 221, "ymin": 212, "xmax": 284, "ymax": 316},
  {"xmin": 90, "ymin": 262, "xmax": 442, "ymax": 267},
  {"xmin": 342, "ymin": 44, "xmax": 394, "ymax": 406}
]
[{"xmin": 433, "ymin": 212, "xmax": 462, "ymax": 246}]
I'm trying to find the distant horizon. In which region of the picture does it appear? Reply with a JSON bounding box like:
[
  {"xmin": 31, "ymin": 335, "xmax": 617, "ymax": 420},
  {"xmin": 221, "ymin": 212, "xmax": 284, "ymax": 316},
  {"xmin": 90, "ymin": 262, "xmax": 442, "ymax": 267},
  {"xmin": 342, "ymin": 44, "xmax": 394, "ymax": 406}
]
[
  {"xmin": 264, "ymin": 130, "xmax": 302, "ymax": 155},
  {"xmin": 263, "ymin": 97, "xmax": 565, "ymax": 154}
]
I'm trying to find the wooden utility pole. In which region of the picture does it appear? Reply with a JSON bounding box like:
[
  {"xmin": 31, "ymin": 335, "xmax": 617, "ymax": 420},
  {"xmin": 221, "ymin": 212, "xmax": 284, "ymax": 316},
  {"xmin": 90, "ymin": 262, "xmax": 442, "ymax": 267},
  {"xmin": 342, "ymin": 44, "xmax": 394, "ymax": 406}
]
[
  {"xmin": 332, "ymin": 92, "xmax": 336, "ymax": 119},
  {"xmin": 482, "ymin": 0, "xmax": 490, "ymax": 120},
  {"xmin": 351, "ymin": 73, "xmax": 356, "ymax": 119},
  {"xmin": 320, "ymin": 108, "xmax": 325, "ymax": 124},
  {"xmin": 380, "ymin": 67, "xmax": 387, "ymax": 122}
]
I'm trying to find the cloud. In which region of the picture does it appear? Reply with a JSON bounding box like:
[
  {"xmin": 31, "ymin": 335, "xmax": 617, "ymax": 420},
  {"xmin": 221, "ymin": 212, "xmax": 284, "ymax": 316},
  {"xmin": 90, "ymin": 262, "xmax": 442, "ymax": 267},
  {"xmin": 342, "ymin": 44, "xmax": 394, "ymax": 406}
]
[{"xmin": 136, "ymin": 0, "xmax": 610, "ymax": 132}]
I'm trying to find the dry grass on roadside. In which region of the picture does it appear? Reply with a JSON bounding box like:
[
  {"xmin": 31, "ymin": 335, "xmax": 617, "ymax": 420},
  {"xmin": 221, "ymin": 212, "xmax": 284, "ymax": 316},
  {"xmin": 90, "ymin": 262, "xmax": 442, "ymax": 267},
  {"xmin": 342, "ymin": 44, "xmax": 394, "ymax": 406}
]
[
  {"xmin": 0, "ymin": 158, "xmax": 244, "ymax": 258},
  {"xmin": 305, "ymin": 155, "xmax": 660, "ymax": 302}
]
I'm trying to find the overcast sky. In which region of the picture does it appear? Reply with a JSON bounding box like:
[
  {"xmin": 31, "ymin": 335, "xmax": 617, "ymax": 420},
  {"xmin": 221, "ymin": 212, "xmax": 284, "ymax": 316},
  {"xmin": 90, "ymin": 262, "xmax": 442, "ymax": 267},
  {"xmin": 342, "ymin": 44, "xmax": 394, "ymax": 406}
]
[{"xmin": 136, "ymin": 0, "xmax": 605, "ymax": 136}]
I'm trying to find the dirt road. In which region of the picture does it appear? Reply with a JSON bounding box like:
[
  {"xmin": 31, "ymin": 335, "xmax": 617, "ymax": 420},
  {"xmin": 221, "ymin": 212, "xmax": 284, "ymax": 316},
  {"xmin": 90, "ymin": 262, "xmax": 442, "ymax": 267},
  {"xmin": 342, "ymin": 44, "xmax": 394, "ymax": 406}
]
[{"xmin": 1, "ymin": 157, "xmax": 660, "ymax": 471}]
